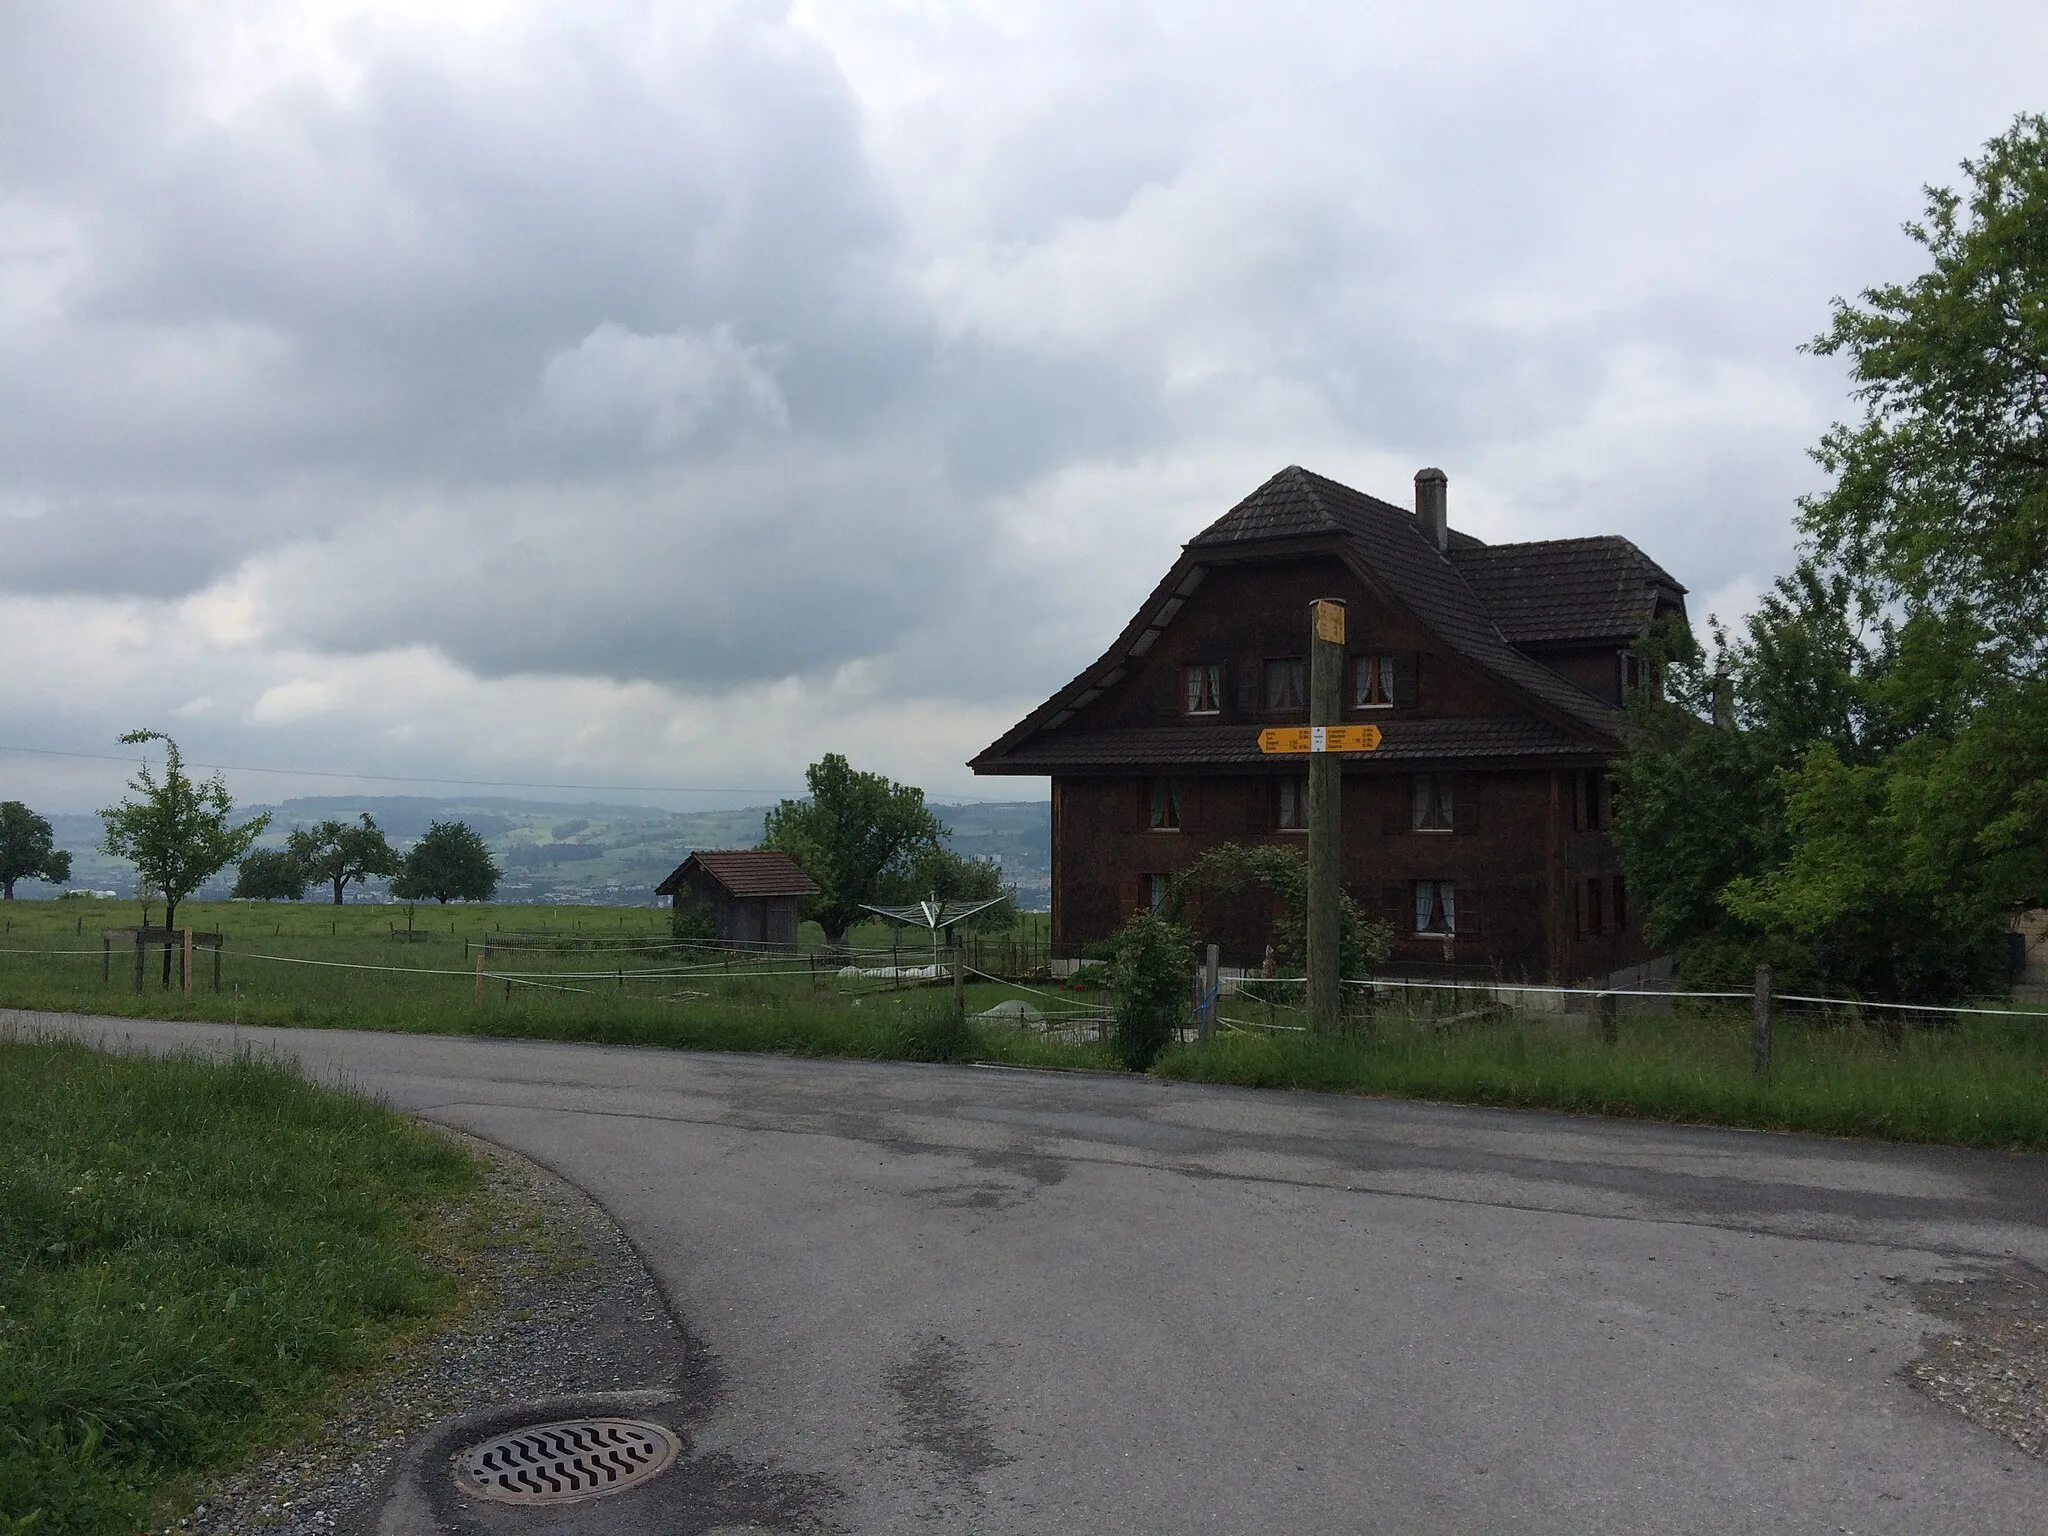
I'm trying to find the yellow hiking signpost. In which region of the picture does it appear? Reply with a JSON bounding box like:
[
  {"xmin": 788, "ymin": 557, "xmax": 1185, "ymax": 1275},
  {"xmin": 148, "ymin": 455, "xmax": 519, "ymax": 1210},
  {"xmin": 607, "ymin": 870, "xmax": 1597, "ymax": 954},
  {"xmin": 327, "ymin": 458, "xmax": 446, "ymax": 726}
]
[{"xmin": 1257, "ymin": 724, "xmax": 1382, "ymax": 754}]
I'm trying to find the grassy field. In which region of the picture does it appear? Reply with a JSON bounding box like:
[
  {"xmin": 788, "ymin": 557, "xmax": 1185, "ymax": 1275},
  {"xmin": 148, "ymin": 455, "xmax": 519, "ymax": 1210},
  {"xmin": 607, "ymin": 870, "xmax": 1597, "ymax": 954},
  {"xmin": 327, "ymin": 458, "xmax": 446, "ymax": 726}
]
[
  {"xmin": 0, "ymin": 899, "xmax": 1108, "ymax": 1071},
  {"xmin": 3, "ymin": 898, "xmax": 2046, "ymax": 1149},
  {"xmin": 0, "ymin": 1038, "xmax": 479, "ymax": 1535}
]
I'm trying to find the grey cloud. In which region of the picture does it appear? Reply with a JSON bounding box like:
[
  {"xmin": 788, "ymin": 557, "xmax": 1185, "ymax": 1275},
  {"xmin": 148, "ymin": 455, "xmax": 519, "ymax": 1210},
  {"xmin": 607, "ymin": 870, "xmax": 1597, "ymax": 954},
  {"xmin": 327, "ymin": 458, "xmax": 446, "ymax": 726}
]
[
  {"xmin": 0, "ymin": 505, "xmax": 236, "ymax": 597},
  {"xmin": 2, "ymin": 0, "xmax": 2041, "ymax": 743}
]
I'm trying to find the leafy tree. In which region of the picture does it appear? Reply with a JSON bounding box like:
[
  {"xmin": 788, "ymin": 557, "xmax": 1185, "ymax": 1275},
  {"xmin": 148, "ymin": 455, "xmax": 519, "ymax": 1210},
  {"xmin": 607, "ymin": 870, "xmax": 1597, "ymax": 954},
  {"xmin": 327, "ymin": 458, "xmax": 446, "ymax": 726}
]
[
  {"xmin": 0, "ymin": 801, "xmax": 71, "ymax": 899},
  {"xmin": 887, "ymin": 845, "xmax": 1015, "ymax": 930},
  {"xmin": 1802, "ymin": 112, "xmax": 2048, "ymax": 676},
  {"xmin": 286, "ymin": 814, "xmax": 401, "ymax": 905},
  {"xmin": 391, "ymin": 820, "xmax": 501, "ymax": 904},
  {"xmin": 1107, "ymin": 910, "xmax": 1196, "ymax": 1071},
  {"xmin": 761, "ymin": 754, "xmax": 945, "ymax": 945},
  {"xmin": 233, "ymin": 849, "xmax": 306, "ymax": 901},
  {"xmin": 1752, "ymin": 115, "xmax": 2048, "ymax": 996},
  {"xmin": 1615, "ymin": 118, "xmax": 2048, "ymax": 1001},
  {"xmin": 99, "ymin": 731, "xmax": 269, "ymax": 981}
]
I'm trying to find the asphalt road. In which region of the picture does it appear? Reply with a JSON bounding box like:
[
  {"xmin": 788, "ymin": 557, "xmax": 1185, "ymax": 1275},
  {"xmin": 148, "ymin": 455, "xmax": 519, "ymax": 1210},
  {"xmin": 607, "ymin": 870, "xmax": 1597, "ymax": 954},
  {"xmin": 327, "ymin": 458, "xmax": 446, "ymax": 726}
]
[{"xmin": 15, "ymin": 1011, "xmax": 2048, "ymax": 1534}]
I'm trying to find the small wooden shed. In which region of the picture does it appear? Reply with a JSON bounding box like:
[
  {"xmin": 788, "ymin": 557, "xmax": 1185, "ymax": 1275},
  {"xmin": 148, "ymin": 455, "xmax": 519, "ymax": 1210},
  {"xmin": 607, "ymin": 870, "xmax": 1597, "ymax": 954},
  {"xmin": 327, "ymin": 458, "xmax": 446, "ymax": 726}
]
[{"xmin": 655, "ymin": 849, "xmax": 819, "ymax": 951}]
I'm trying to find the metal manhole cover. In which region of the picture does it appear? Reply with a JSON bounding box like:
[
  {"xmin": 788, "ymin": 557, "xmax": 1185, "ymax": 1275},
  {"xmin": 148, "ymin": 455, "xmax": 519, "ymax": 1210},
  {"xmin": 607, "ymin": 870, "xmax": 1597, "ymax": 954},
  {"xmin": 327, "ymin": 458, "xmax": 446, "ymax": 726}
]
[{"xmin": 454, "ymin": 1417, "xmax": 682, "ymax": 1505}]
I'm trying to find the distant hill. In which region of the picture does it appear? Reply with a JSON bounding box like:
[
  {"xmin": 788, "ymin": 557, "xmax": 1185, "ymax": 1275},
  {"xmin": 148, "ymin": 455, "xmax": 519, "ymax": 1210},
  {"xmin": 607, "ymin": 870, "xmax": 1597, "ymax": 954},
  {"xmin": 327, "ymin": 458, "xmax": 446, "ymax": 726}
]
[{"xmin": 24, "ymin": 795, "xmax": 1050, "ymax": 909}]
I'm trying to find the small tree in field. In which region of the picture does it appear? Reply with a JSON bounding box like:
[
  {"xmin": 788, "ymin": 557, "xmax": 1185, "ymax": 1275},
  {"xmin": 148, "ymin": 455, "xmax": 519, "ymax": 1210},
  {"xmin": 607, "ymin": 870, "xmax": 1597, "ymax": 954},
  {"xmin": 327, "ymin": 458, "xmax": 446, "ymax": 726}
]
[
  {"xmin": 1107, "ymin": 909, "xmax": 1196, "ymax": 1071},
  {"xmin": 99, "ymin": 731, "xmax": 269, "ymax": 983},
  {"xmin": 0, "ymin": 802, "xmax": 71, "ymax": 898},
  {"xmin": 233, "ymin": 849, "xmax": 307, "ymax": 901},
  {"xmin": 391, "ymin": 820, "xmax": 501, "ymax": 904},
  {"xmin": 287, "ymin": 814, "xmax": 400, "ymax": 905},
  {"xmin": 761, "ymin": 753, "xmax": 945, "ymax": 946}
]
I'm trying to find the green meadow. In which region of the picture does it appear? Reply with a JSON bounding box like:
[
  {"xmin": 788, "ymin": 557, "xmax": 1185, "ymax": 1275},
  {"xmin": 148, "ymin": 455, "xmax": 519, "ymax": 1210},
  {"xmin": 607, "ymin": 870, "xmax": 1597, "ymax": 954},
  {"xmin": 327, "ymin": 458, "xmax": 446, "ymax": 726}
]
[
  {"xmin": 3, "ymin": 898, "xmax": 2046, "ymax": 1149},
  {"xmin": 0, "ymin": 899, "xmax": 1108, "ymax": 1070}
]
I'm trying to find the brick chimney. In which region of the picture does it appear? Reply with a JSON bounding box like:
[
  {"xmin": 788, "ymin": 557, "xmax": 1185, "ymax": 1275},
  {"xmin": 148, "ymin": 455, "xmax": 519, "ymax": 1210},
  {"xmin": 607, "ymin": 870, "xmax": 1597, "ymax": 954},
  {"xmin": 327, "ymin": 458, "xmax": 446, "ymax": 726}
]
[{"xmin": 1415, "ymin": 468, "xmax": 1448, "ymax": 551}]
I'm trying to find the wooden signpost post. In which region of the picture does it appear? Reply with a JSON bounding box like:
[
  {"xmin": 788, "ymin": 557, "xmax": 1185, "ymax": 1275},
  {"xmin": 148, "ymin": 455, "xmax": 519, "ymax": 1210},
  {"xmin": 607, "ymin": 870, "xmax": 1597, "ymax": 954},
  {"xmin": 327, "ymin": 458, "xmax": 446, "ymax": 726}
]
[{"xmin": 1254, "ymin": 601, "xmax": 1383, "ymax": 1035}]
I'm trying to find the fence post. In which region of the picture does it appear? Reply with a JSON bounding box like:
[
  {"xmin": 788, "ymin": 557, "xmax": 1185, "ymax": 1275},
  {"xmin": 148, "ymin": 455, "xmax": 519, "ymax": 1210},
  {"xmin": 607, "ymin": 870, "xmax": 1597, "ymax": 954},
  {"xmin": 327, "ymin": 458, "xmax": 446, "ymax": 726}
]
[
  {"xmin": 213, "ymin": 940, "xmax": 223, "ymax": 994},
  {"xmin": 953, "ymin": 942, "xmax": 966, "ymax": 1024},
  {"xmin": 474, "ymin": 952, "xmax": 484, "ymax": 1004},
  {"xmin": 102, "ymin": 934, "xmax": 111, "ymax": 986},
  {"xmin": 1751, "ymin": 963, "xmax": 1772, "ymax": 1076},
  {"xmin": 1597, "ymin": 990, "xmax": 1617, "ymax": 1045},
  {"xmin": 182, "ymin": 928, "xmax": 194, "ymax": 996},
  {"xmin": 1200, "ymin": 943, "xmax": 1220, "ymax": 1042},
  {"xmin": 133, "ymin": 934, "xmax": 145, "ymax": 994}
]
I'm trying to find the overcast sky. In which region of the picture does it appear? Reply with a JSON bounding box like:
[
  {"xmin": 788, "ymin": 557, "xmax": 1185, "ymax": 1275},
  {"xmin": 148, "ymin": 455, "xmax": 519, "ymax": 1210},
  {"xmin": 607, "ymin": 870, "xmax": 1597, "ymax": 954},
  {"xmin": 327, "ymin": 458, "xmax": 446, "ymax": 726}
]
[{"xmin": 2, "ymin": 0, "xmax": 2043, "ymax": 815}]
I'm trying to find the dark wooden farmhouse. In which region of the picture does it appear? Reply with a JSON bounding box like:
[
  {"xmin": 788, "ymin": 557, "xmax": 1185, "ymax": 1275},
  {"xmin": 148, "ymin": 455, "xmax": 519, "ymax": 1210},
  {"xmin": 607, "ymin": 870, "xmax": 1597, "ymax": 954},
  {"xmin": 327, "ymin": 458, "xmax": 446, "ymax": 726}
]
[
  {"xmin": 970, "ymin": 466, "xmax": 1688, "ymax": 984},
  {"xmin": 655, "ymin": 850, "xmax": 818, "ymax": 951}
]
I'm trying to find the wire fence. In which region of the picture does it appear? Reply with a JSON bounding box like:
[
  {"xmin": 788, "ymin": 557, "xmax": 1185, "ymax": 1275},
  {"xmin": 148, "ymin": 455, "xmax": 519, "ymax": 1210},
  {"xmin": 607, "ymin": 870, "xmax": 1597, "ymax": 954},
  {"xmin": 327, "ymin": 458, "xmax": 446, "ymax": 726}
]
[{"xmin": 6, "ymin": 929, "xmax": 2044, "ymax": 1042}]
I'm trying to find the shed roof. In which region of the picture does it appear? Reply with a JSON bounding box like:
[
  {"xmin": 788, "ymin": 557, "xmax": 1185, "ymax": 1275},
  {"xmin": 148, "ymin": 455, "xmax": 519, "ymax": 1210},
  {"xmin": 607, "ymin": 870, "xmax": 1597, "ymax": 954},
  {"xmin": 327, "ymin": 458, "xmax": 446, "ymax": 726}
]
[{"xmin": 655, "ymin": 849, "xmax": 819, "ymax": 899}]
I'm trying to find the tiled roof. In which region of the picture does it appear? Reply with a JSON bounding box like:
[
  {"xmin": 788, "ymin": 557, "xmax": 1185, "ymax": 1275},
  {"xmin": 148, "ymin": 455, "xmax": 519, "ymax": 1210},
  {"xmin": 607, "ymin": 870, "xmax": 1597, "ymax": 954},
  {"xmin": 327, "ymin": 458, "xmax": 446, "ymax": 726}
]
[
  {"xmin": 979, "ymin": 718, "xmax": 1598, "ymax": 772},
  {"xmin": 655, "ymin": 849, "xmax": 818, "ymax": 899},
  {"xmin": 1191, "ymin": 467, "xmax": 1622, "ymax": 737},
  {"xmin": 1190, "ymin": 467, "xmax": 1486, "ymax": 551},
  {"xmin": 971, "ymin": 465, "xmax": 1684, "ymax": 778},
  {"xmin": 1450, "ymin": 537, "xmax": 1684, "ymax": 646}
]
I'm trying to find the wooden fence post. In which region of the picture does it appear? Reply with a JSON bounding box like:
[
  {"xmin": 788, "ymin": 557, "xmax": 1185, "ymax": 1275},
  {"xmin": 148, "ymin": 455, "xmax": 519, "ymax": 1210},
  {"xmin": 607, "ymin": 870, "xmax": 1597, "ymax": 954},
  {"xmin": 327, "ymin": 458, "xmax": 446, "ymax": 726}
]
[
  {"xmin": 102, "ymin": 934, "xmax": 112, "ymax": 986},
  {"xmin": 1597, "ymin": 990, "xmax": 1617, "ymax": 1045},
  {"xmin": 1200, "ymin": 943, "xmax": 1220, "ymax": 1042},
  {"xmin": 474, "ymin": 952, "xmax": 484, "ymax": 1003},
  {"xmin": 182, "ymin": 928, "xmax": 194, "ymax": 997},
  {"xmin": 133, "ymin": 934, "xmax": 145, "ymax": 994},
  {"xmin": 1751, "ymin": 963, "xmax": 1772, "ymax": 1076}
]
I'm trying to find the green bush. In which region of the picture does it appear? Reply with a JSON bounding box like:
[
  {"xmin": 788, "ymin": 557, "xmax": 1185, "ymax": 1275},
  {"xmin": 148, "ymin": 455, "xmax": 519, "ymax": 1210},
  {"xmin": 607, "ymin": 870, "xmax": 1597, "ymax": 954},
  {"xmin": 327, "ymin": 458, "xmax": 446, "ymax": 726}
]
[
  {"xmin": 669, "ymin": 894, "xmax": 719, "ymax": 943},
  {"xmin": 1163, "ymin": 842, "xmax": 1392, "ymax": 979},
  {"xmin": 1108, "ymin": 911, "xmax": 1196, "ymax": 1071}
]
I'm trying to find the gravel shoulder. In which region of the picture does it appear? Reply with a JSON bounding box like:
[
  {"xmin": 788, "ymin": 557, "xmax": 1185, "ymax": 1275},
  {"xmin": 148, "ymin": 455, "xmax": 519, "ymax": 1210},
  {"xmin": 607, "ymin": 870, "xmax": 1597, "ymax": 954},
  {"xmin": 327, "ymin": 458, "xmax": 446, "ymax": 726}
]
[
  {"xmin": 1908, "ymin": 1262, "xmax": 2048, "ymax": 1461},
  {"xmin": 161, "ymin": 1131, "xmax": 687, "ymax": 1536}
]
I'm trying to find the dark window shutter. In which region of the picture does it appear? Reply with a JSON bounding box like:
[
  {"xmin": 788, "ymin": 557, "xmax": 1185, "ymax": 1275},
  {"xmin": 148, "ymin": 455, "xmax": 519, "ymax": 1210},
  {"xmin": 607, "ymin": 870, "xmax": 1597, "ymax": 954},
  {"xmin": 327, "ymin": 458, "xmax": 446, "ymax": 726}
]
[
  {"xmin": 1381, "ymin": 883, "xmax": 1408, "ymax": 927},
  {"xmin": 1458, "ymin": 886, "xmax": 1483, "ymax": 937},
  {"xmin": 1381, "ymin": 779, "xmax": 1407, "ymax": 836},
  {"xmin": 1236, "ymin": 661, "xmax": 1259, "ymax": 718},
  {"xmin": 1456, "ymin": 775, "xmax": 1483, "ymax": 836},
  {"xmin": 1393, "ymin": 653, "xmax": 1421, "ymax": 708},
  {"xmin": 1118, "ymin": 875, "xmax": 1141, "ymax": 917}
]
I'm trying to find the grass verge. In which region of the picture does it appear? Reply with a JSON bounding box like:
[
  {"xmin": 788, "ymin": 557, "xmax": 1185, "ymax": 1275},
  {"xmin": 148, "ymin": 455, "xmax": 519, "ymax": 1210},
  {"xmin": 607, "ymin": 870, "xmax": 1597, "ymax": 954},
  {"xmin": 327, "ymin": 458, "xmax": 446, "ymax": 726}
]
[
  {"xmin": 1154, "ymin": 1004, "xmax": 2048, "ymax": 1150},
  {"xmin": 0, "ymin": 1039, "xmax": 480, "ymax": 1536}
]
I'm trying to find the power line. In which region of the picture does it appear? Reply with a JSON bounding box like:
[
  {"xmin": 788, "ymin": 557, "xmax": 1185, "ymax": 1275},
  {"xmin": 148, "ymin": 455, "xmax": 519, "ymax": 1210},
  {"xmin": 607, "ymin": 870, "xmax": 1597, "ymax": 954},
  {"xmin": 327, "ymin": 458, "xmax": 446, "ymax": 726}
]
[{"xmin": 0, "ymin": 743, "xmax": 800, "ymax": 798}]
